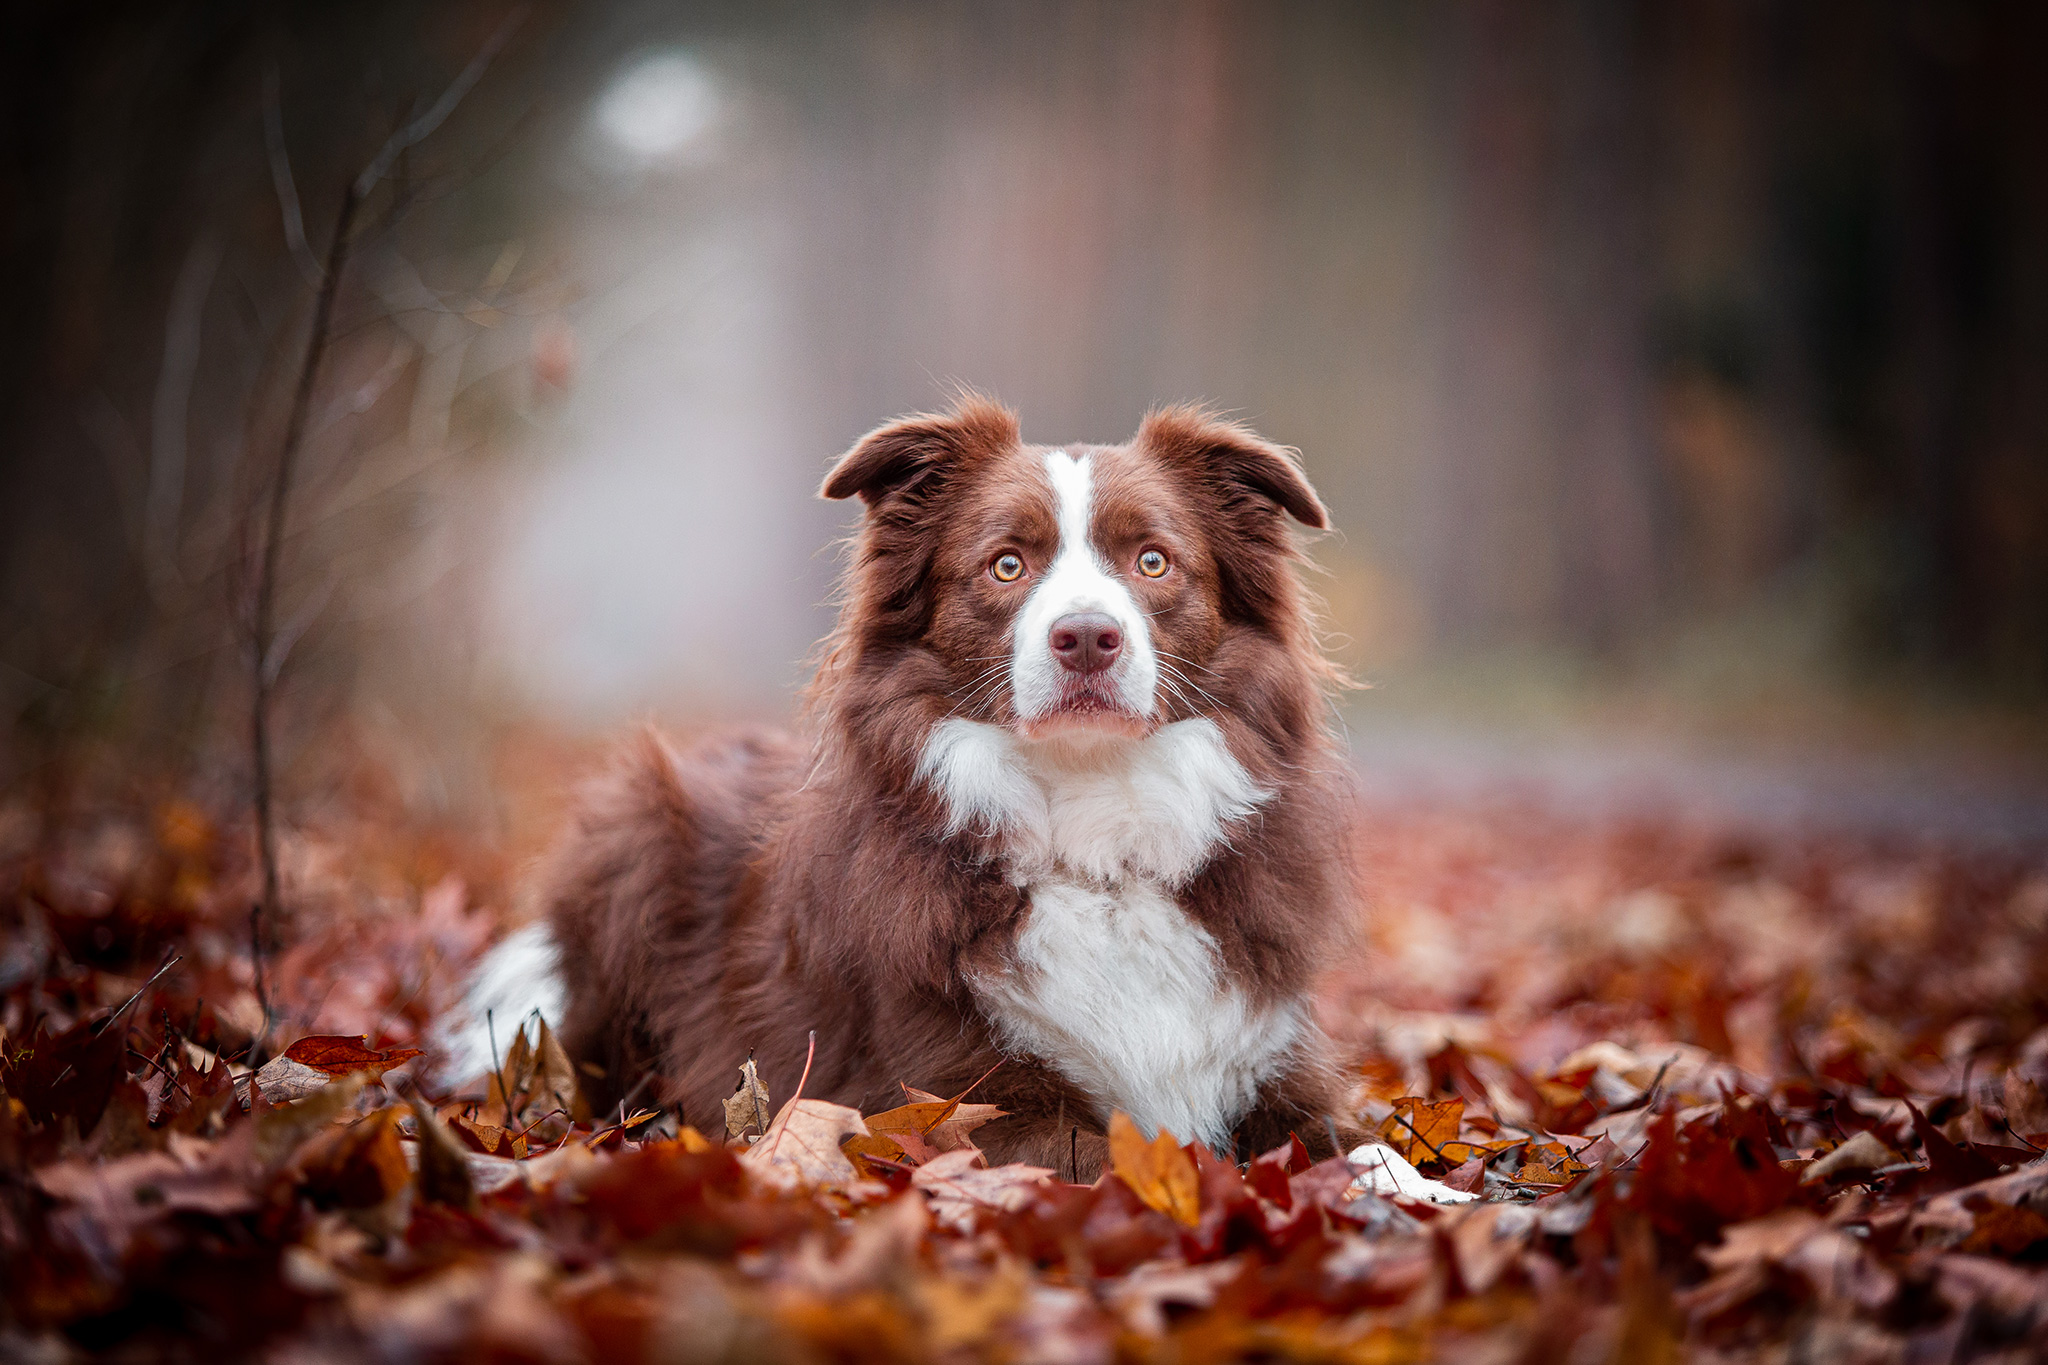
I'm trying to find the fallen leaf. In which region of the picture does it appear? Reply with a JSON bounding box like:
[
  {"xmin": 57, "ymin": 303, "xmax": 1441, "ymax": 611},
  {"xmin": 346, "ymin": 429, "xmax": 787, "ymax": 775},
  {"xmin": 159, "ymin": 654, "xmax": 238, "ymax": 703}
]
[
  {"xmin": 1343, "ymin": 1142, "xmax": 1478, "ymax": 1205},
  {"xmin": 253, "ymin": 1035, "xmax": 422, "ymax": 1104},
  {"xmin": 528, "ymin": 1015, "xmax": 590, "ymax": 1124},
  {"xmin": 1801, "ymin": 1129, "xmax": 1901, "ymax": 1184},
  {"xmin": 281, "ymin": 1034, "xmax": 424, "ymax": 1078},
  {"xmin": 1107, "ymin": 1111, "xmax": 1200, "ymax": 1227},
  {"xmin": 739, "ymin": 1097, "xmax": 868, "ymax": 1190},
  {"xmin": 912, "ymin": 1149, "xmax": 1054, "ymax": 1231},
  {"xmin": 1377, "ymin": 1096, "xmax": 1463, "ymax": 1166},
  {"xmin": 723, "ymin": 1056, "xmax": 772, "ymax": 1142},
  {"xmin": 409, "ymin": 1096, "xmax": 478, "ymax": 1211}
]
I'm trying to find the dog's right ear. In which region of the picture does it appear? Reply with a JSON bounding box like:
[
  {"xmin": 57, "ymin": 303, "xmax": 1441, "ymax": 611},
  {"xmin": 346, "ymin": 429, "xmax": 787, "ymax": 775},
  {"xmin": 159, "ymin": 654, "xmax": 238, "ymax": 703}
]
[{"xmin": 820, "ymin": 397, "xmax": 1019, "ymax": 506}]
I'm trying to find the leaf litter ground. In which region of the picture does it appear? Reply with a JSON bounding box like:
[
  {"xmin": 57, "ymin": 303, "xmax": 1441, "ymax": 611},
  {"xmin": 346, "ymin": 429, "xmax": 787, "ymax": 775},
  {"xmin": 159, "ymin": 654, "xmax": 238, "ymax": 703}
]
[{"xmin": 4, "ymin": 766, "xmax": 2047, "ymax": 1362}]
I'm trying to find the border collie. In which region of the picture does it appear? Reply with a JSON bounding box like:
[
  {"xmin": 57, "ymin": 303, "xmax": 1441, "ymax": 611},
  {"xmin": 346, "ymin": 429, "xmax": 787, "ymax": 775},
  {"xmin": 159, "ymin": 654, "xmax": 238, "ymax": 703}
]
[{"xmin": 439, "ymin": 398, "xmax": 1360, "ymax": 1176}]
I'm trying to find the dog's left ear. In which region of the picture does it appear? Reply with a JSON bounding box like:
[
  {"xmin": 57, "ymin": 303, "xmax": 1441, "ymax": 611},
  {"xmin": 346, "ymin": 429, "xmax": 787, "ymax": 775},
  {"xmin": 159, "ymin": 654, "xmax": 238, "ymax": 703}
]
[
  {"xmin": 1138, "ymin": 406, "xmax": 1328, "ymax": 529},
  {"xmin": 822, "ymin": 396, "xmax": 1020, "ymax": 507}
]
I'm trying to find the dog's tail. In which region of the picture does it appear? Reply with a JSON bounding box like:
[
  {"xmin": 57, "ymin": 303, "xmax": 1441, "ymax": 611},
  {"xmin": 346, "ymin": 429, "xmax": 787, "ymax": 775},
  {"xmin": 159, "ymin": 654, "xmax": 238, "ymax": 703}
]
[{"xmin": 430, "ymin": 919, "xmax": 568, "ymax": 1091}]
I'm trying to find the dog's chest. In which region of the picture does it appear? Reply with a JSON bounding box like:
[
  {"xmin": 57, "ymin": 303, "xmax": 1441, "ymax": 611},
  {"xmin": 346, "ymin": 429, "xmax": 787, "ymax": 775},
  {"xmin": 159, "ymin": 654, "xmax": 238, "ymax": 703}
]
[{"xmin": 969, "ymin": 877, "xmax": 1300, "ymax": 1151}]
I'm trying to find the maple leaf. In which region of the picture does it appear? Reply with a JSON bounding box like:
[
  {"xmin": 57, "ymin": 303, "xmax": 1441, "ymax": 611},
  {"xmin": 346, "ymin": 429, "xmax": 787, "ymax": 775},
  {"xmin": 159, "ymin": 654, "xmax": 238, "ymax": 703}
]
[
  {"xmin": 1107, "ymin": 1111, "xmax": 1200, "ymax": 1227},
  {"xmin": 739, "ymin": 1097, "xmax": 869, "ymax": 1191},
  {"xmin": 1376, "ymin": 1095, "xmax": 1462, "ymax": 1166},
  {"xmin": 865, "ymin": 1086, "xmax": 1008, "ymax": 1163},
  {"xmin": 912, "ymin": 1149, "xmax": 1054, "ymax": 1231}
]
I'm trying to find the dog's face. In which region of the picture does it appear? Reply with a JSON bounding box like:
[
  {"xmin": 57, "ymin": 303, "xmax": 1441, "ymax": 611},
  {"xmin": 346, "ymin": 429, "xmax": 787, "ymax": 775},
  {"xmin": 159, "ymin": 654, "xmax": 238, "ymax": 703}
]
[{"xmin": 818, "ymin": 398, "xmax": 1329, "ymax": 745}]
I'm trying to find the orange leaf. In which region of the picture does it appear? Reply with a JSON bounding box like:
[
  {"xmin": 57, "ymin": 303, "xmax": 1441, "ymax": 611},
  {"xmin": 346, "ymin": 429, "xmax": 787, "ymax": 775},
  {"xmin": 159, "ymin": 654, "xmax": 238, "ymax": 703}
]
[
  {"xmin": 281, "ymin": 1035, "xmax": 423, "ymax": 1080},
  {"xmin": 1107, "ymin": 1111, "xmax": 1200, "ymax": 1227},
  {"xmin": 1377, "ymin": 1097, "xmax": 1464, "ymax": 1164}
]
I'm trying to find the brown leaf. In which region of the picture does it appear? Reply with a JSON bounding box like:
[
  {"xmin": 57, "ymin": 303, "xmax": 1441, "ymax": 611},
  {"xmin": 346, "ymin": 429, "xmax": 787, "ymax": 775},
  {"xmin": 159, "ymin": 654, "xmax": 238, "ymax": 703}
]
[
  {"xmin": 35, "ymin": 1128, "xmax": 261, "ymax": 1258},
  {"xmin": 281, "ymin": 1035, "xmax": 425, "ymax": 1079},
  {"xmin": 408, "ymin": 1096, "xmax": 478, "ymax": 1211},
  {"xmin": 1107, "ymin": 1111, "xmax": 1199, "ymax": 1227},
  {"xmin": 1960, "ymin": 1202, "xmax": 2048, "ymax": 1257},
  {"xmin": 251, "ymin": 1056, "xmax": 335, "ymax": 1105},
  {"xmin": 254, "ymin": 1035, "xmax": 423, "ymax": 1105},
  {"xmin": 294, "ymin": 1106, "xmax": 410, "ymax": 1209},
  {"xmin": 739, "ymin": 1097, "xmax": 868, "ymax": 1190},
  {"xmin": 723, "ymin": 1056, "xmax": 772, "ymax": 1142},
  {"xmin": 865, "ymin": 1088, "xmax": 1008, "ymax": 1163},
  {"xmin": 528, "ymin": 1015, "xmax": 590, "ymax": 1124},
  {"xmin": 1800, "ymin": 1129, "xmax": 1901, "ymax": 1184},
  {"xmin": 912, "ymin": 1149, "xmax": 1054, "ymax": 1231}
]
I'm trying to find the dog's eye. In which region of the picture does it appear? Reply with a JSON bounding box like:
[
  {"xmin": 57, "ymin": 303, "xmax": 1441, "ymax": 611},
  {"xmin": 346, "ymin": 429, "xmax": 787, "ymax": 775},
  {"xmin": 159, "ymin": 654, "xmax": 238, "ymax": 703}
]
[
  {"xmin": 1137, "ymin": 549, "xmax": 1169, "ymax": 578},
  {"xmin": 990, "ymin": 552, "xmax": 1026, "ymax": 583}
]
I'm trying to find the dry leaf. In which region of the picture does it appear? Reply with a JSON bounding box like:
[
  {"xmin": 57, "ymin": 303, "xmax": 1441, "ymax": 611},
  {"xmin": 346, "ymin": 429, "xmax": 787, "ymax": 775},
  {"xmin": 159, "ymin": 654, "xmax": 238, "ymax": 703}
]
[
  {"xmin": 1107, "ymin": 1111, "xmax": 1200, "ymax": 1227},
  {"xmin": 408, "ymin": 1096, "xmax": 478, "ymax": 1211},
  {"xmin": 866, "ymin": 1089, "xmax": 1008, "ymax": 1163},
  {"xmin": 281, "ymin": 1035, "xmax": 424, "ymax": 1079},
  {"xmin": 1801, "ymin": 1129, "xmax": 1902, "ymax": 1184},
  {"xmin": 251, "ymin": 1056, "xmax": 338, "ymax": 1105},
  {"xmin": 912, "ymin": 1149, "xmax": 1054, "ymax": 1231},
  {"xmin": 1344, "ymin": 1142, "xmax": 1479, "ymax": 1204},
  {"xmin": 529, "ymin": 1015, "xmax": 590, "ymax": 1124},
  {"xmin": 1377, "ymin": 1096, "xmax": 1464, "ymax": 1164},
  {"xmin": 723, "ymin": 1057, "xmax": 772, "ymax": 1142},
  {"xmin": 739, "ymin": 1097, "xmax": 869, "ymax": 1190}
]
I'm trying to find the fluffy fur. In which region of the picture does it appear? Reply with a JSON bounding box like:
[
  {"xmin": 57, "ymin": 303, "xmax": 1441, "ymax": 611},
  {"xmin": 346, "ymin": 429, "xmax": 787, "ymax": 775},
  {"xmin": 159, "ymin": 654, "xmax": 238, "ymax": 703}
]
[{"xmin": 438, "ymin": 398, "xmax": 1361, "ymax": 1177}]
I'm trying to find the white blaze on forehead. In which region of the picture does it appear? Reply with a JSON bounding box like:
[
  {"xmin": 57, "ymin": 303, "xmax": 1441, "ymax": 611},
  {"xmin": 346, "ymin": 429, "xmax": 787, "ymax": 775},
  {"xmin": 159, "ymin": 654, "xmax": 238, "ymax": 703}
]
[{"xmin": 1009, "ymin": 451, "xmax": 1157, "ymax": 722}]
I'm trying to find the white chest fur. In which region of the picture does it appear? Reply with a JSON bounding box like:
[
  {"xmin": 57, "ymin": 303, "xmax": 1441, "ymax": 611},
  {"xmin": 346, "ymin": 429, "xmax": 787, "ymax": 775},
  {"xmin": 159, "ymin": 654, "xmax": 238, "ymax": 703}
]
[
  {"xmin": 919, "ymin": 717, "xmax": 1298, "ymax": 1147},
  {"xmin": 917, "ymin": 716, "xmax": 1268, "ymax": 885},
  {"xmin": 971, "ymin": 878, "xmax": 1301, "ymax": 1150}
]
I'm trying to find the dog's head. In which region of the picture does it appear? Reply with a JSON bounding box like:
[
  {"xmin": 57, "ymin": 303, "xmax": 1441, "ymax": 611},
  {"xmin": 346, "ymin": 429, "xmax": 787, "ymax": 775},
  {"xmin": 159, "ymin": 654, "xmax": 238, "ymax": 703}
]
[{"xmin": 815, "ymin": 396, "xmax": 1334, "ymax": 755}]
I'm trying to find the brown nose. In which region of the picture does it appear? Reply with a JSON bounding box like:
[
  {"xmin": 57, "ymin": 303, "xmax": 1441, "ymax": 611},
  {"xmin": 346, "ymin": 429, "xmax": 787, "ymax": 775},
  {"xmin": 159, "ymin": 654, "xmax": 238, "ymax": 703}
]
[{"xmin": 1050, "ymin": 612, "xmax": 1123, "ymax": 675}]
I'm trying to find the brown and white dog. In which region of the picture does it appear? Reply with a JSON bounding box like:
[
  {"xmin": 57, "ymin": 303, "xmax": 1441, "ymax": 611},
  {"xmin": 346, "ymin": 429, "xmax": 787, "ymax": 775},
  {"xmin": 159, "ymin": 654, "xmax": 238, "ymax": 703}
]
[{"xmin": 437, "ymin": 398, "xmax": 1361, "ymax": 1177}]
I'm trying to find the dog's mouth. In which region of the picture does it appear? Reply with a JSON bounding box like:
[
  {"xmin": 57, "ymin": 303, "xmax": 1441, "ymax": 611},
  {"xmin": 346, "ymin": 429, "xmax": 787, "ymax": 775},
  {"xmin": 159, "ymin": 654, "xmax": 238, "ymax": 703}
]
[{"xmin": 1017, "ymin": 682, "xmax": 1150, "ymax": 740}]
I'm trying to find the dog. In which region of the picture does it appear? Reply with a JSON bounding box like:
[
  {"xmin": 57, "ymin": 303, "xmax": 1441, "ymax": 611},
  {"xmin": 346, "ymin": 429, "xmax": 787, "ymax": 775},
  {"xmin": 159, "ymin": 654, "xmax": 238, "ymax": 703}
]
[{"xmin": 437, "ymin": 398, "xmax": 1361, "ymax": 1177}]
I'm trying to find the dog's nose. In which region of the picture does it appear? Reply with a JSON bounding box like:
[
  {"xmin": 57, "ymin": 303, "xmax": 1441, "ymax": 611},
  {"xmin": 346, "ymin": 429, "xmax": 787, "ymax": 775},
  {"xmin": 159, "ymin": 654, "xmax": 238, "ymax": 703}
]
[{"xmin": 1049, "ymin": 612, "xmax": 1123, "ymax": 675}]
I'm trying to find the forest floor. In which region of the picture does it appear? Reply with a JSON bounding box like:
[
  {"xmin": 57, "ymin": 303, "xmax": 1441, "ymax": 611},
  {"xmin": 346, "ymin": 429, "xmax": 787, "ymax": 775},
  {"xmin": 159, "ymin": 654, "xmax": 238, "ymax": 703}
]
[{"xmin": 3, "ymin": 733, "xmax": 2047, "ymax": 1363}]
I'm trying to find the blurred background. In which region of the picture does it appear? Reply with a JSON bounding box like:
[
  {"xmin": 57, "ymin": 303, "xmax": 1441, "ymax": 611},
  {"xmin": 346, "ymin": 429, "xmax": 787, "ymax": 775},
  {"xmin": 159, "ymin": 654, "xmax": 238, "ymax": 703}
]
[{"xmin": 5, "ymin": 0, "xmax": 2046, "ymax": 848}]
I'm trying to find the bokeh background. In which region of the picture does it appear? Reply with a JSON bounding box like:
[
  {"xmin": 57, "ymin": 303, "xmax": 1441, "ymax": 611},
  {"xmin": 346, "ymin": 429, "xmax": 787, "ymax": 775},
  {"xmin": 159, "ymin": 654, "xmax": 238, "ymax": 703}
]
[{"xmin": 5, "ymin": 0, "xmax": 2046, "ymax": 846}]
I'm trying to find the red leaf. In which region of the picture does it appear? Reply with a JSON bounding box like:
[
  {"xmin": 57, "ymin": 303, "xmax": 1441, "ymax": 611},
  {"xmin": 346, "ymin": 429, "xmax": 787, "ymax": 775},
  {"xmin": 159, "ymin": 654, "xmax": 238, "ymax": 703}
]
[{"xmin": 280, "ymin": 1034, "xmax": 424, "ymax": 1079}]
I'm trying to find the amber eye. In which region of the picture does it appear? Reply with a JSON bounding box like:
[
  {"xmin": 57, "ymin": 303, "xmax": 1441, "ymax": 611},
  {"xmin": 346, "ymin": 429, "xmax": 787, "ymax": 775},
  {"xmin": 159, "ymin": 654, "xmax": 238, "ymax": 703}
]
[
  {"xmin": 990, "ymin": 552, "xmax": 1025, "ymax": 583},
  {"xmin": 1137, "ymin": 549, "xmax": 1169, "ymax": 578}
]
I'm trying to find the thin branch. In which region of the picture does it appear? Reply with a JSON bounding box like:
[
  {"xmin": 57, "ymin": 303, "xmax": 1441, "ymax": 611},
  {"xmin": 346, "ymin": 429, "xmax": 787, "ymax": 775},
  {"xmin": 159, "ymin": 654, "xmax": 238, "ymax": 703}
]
[
  {"xmin": 147, "ymin": 235, "xmax": 223, "ymax": 599},
  {"xmin": 351, "ymin": 7, "xmax": 527, "ymax": 202},
  {"xmin": 262, "ymin": 65, "xmax": 323, "ymax": 290},
  {"xmin": 248, "ymin": 14, "xmax": 522, "ymax": 1019},
  {"xmin": 250, "ymin": 181, "xmax": 359, "ymax": 965}
]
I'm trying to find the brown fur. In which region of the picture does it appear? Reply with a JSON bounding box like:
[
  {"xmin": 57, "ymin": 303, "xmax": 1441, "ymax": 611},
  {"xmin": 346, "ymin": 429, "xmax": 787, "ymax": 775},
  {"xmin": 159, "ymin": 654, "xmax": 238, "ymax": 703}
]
[{"xmin": 540, "ymin": 398, "xmax": 1360, "ymax": 1177}]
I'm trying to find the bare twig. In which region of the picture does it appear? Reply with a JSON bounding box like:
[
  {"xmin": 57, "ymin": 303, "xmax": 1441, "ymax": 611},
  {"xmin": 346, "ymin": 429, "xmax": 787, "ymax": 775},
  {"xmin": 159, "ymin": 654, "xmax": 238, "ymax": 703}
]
[
  {"xmin": 250, "ymin": 180, "xmax": 357, "ymax": 974},
  {"xmin": 247, "ymin": 19, "xmax": 523, "ymax": 1023},
  {"xmin": 262, "ymin": 66, "xmax": 323, "ymax": 290},
  {"xmin": 765, "ymin": 1031, "xmax": 818, "ymax": 1160},
  {"xmin": 350, "ymin": 8, "xmax": 527, "ymax": 202},
  {"xmin": 1387, "ymin": 1106, "xmax": 1448, "ymax": 1163},
  {"xmin": 147, "ymin": 236, "xmax": 223, "ymax": 598},
  {"xmin": 248, "ymin": 904, "xmax": 271, "ymax": 1045},
  {"xmin": 95, "ymin": 953, "xmax": 183, "ymax": 1036}
]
